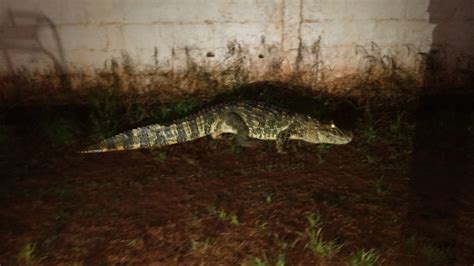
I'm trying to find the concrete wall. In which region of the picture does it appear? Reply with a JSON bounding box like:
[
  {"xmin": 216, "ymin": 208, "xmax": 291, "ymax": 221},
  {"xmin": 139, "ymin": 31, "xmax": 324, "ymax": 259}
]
[{"xmin": 0, "ymin": 0, "xmax": 472, "ymax": 82}]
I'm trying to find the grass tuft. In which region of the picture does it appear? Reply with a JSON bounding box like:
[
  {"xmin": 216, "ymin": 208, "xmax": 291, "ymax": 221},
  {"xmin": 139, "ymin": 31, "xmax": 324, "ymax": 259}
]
[
  {"xmin": 17, "ymin": 242, "xmax": 37, "ymax": 264},
  {"xmin": 41, "ymin": 116, "xmax": 78, "ymax": 147},
  {"xmin": 250, "ymin": 253, "xmax": 286, "ymax": 266},
  {"xmin": 303, "ymin": 213, "xmax": 343, "ymax": 258},
  {"xmin": 207, "ymin": 204, "xmax": 239, "ymax": 225},
  {"xmin": 350, "ymin": 248, "xmax": 380, "ymax": 266},
  {"xmin": 420, "ymin": 244, "xmax": 448, "ymax": 265}
]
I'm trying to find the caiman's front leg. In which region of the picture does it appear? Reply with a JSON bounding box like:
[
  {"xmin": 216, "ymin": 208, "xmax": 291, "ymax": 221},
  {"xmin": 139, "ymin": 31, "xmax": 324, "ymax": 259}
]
[
  {"xmin": 276, "ymin": 127, "xmax": 295, "ymax": 153},
  {"xmin": 223, "ymin": 112, "xmax": 256, "ymax": 147},
  {"xmin": 212, "ymin": 112, "xmax": 255, "ymax": 147}
]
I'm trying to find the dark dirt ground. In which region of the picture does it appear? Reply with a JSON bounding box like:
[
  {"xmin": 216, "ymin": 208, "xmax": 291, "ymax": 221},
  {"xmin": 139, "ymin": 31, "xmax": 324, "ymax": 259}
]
[{"xmin": 1, "ymin": 94, "xmax": 473, "ymax": 265}]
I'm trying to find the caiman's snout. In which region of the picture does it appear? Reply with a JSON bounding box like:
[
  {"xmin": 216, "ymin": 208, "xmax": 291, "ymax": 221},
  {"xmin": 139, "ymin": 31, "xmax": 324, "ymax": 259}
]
[
  {"xmin": 329, "ymin": 122, "xmax": 353, "ymax": 144},
  {"xmin": 339, "ymin": 130, "xmax": 353, "ymax": 144}
]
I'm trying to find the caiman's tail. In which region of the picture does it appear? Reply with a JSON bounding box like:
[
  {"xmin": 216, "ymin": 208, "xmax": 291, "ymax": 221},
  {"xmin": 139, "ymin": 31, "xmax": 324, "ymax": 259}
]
[{"xmin": 80, "ymin": 116, "xmax": 212, "ymax": 153}]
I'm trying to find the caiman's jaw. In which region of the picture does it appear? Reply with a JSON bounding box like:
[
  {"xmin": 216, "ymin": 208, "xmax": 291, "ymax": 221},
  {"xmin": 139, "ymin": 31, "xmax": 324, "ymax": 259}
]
[
  {"xmin": 302, "ymin": 123, "xmax": 353, "ymax": 144},
  {"xmin": 317, "ymin": 129, "xmax": 353, "ymax": 144}
]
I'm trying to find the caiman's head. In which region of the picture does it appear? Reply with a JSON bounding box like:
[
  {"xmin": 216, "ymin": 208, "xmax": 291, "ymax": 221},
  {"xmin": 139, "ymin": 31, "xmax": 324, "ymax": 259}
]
[{"xmin": 293, "ymin": 120, "xmax": 353, "ymax": 145}]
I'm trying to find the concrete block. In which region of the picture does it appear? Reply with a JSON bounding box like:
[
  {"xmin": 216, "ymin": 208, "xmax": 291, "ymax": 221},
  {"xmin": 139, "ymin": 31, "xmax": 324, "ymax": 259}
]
[
  {"xmin": 120, "ymin": 0, "xmax": 279, "ymax": 24},
  {"xmin": 37, "ymin": 0, "xmax": 87, "ymax": 25},
  {"xmin": 83, "ymin": 0, "xmax": 125, "ymax": 24},
  {"xmin": 308, "ymin": 21, "xmax": 378, "ymax": 46},
  {"xmin": 348, "ymin": 0, "xmax": 407, "ymax": 20},
  {"xmin": 403, "ymin": 1, "xmax": 430, "ymax": 20},
  {"xmin": 67, "ymin": 49, "xmax": 117, "ymax": 69},
  {"xmin": 59, "ymin": 25, "xmax": 108, "ymax": 51},
  {"xmin": 3, "ymin": 0, "xmax": 39, "ymax": 13},
  {"xmin": 304, "ymin": 0, "xmax": 416, "ymax": 21}
]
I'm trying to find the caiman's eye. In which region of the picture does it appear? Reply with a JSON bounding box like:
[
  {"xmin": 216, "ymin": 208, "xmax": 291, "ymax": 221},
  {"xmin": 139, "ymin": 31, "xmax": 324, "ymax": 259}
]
[{"xmin": 331, "ymin": 123, "xmax": 336, "ymax": 129}]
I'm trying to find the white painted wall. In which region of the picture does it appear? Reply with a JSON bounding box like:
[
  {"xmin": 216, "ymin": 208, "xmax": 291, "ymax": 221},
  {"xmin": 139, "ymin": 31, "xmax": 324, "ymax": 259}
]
[{"xmin": 0, "ymin": 0, "xmax": 472, "ymax": 79}]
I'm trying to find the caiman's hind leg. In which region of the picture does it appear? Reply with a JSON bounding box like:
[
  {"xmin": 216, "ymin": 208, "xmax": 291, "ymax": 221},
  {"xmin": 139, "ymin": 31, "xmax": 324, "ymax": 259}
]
[{"xmin": 223, "ymin": 112, "xmax": 256, "ymax": 147}]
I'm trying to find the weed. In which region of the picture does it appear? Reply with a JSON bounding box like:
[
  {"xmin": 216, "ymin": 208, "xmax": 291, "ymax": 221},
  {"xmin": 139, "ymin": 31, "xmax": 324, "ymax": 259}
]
[
  {"xmin": 52, "ymin": 209, "xmax": 71, "ymax": 221},
  {"xmin": 153, "ymin": 99, "xmax": 202, "ymax": 122},
  {"xmin": 251, "ymin": 256, "xmax": 267, "ymax": 266},
  {"xmin": 316, "ymin": 143, "xmax": 332, "ymax": 164},
  {"xmin": 207, "ymin": 204, "xmax": 217, "ymax": 215},
  {"xmin": 306, "ymin": 227, "xmax": 343, "ymax": 258},
  {"xmin": 126, "ymin": 238, "xmax": 143, "ymax": 248},
  {"xmin": 354, "ymin": 42, "xmax": 420, "ymax": 96},
  {"xmin": 218, "ymin": 209, "xmax": 227, "ymax": 220},
  {"xmin": 420, "ymin": 244, "xmax": 448, "ymax": 265},
  {"xmin": 385, "ymin": 213, "xmax": 399, "ymax": 225},
  {"xmin": 276, "ymin": 254, "xmax": 286, "ymax": 266},
  {"xmin": 384, "ymin": 111, "xmax": 415, "ymax": 150},
  {"xmin": 312, "ymin": 191, "xmax": 348, "ymax": 206},
  {"xmin": 250, "ymin": 253, "xmax": 285, "ymax": 266},
  {"xmin": 50, "ymin": 185, "xmax": 75, "ymax": 201},
  {"xmin": 307, "ymin": 213, "xmax": 322, "ymax": 228},
  {"xmin": 403, "ymin": 234, "xmax": 417, "ymax": 254},
  {"xmin": 152, "ymin": 150, "xmax": 167, "ymax": 163},
  {"xmin": 374, "ymin": 176, "xmax": 387, "ymax": 194},
  {"xmin": 389, "ymin": 112, "xmax": 403, "ymax": 137},
  {"xmin": 207, "ymin": 204, "xmax": 239, "ymax": 225},
  {"xmin": 228, "ymin": 138, "xmax": 243, "ymax": 153},
  {"xmin": 229, "ymin": 214, "xmax": 240, "ymax": 225},
  {"xmin": 0, "ymin": 125, "xmax": 12, "ymax": 146},
  {"xmin": 256, "ymin": 220, "xmax": 268, "ymax": 231},
  {"xmin": 191, "ymin": 238, "xmax": 212, "ymax": 252},
  {"xmin": 41, "ymin": 117, "xmax": 78, "ymax": 147},
  {"xmin": 265, "ymin": 192, "xmax": 274, "ymax": 204},
  {"xmin": 358, "ymin": 112, "xmax": 379, "ymax": 144},
  {"xmin": 88, "ymin": 87, "xmax": 122, "ymax": 139},
  {"xmin": 316, "ymin": 143, "xmax": 332, "ymax": 154},
  {"xmin": 350, "ymin": 248, "xmax": 380, "ymax": 266},
  {"xmin": 365, "ymin": 154, "xmax": 376, "ymax": 164},
  {"xmin": 17, "ymin": 242, "xmax": 37, "ymax": 264},
  {"xmin": 124, "ymin": 101, "xmax": 149, "ymax": 124},
  {"xmin": 303, "ymin": 213, "xmax": 342, "ymax": 258}
]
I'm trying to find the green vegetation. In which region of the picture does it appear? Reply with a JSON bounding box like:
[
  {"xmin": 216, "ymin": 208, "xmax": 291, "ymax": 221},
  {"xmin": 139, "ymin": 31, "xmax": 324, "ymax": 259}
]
[
  {"xmin": 357, "ymin": 109, "xmax": 379, "ymax": 144},
  {"xmin": 152, "ymin": 150, "xmax": 168, "ymax": 163},
  {"xmin": 303, "ymin": 213, "xmax": 343, "ymax": 258},
  {"xmin": 49, "ymin": 185, "xmax": 76, "ymax": 201},
  {"xmin": 17, "ymin": 242, "xmax": 37, "ymax": 264},
  {"xmin": 403, "ymin": 234, "xmax": 418, "ymax": 255},
  {"xmin": 403, "ymin": 234, "xmax": 449, "ymax": 265},
  {"xmin": 265, "ymin": 192, "xmax": 274, "ymax": 204},
  {"xmin": 207, "ymin": 204, "xmax": 240, "ymax": 225},
  {"xmin": 420, "ymin": 244, "xmax": 448, "ymax": 265},
  {"xmin": 0, "ymin": 125, "xmax": 12, "ymax": 146},
  {"xmin": 374, "ymin": 176, "xmax": 387, "ymax": 195},
  {"xmin": 153, "ymin": 99, "xmax": 202, "ymax": 122},
  {"xmin": 88, "ymin": 87, "xmax": 122, "ymax": 139},
  {"xmin": 350, "ymin": 249, "xmax": 380, "ymax": 266},
  {"xmin": 306, "ymin": 228, "xmax": 343, "ymax": 258},
  {"xmin": 87, "ymin": 92, "xmax": 203, "ymax": 145},
  {"xmin": 315, "ymin": 143, "xmax": 332, "ymax": 163},
  {"xmin": 126, "ymin": 238, "xmax": 143, "ymax": 248},
  {"xmin": 190, "ymin": 238, "xmax": 212, "ymax": 253},
  {"xmin": 41, "ymin": 116, "xmax": 78, "ymax": 147},
  {"xmin": 250, "ymin": 253, "xmax": 286, "ymax": 266}
]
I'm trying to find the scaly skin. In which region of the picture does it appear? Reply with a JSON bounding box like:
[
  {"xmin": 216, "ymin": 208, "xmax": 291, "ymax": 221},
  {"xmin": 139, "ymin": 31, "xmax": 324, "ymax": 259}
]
[{"xmin": 81, "ymin": 101, "xmax": 352, "ymax": 153}]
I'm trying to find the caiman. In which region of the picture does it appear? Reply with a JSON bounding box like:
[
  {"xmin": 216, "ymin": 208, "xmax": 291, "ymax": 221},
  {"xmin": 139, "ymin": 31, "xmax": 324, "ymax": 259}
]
[{"xmin": 81, "ymin": 101, "xmax": 352, "ymax": 153}]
